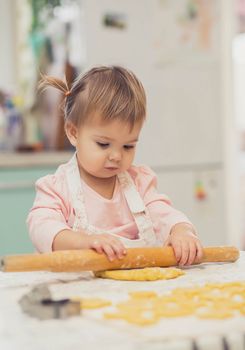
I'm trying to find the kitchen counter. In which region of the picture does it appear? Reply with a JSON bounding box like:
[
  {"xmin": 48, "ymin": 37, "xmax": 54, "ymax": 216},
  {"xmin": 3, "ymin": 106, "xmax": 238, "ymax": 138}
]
[
  {"xmin": 0, "ymin": 252, "xmax": 244, "ymax": 350},
  {"xmin": 0, "ymin": 151, "xmax": 73, "ymax": 169}
]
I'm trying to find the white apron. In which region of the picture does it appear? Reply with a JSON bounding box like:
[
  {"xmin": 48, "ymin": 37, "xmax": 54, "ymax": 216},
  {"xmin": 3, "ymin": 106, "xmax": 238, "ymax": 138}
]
[{"xmin": 66, "ymin": 154, "xmax": 160, "ymax": 247}]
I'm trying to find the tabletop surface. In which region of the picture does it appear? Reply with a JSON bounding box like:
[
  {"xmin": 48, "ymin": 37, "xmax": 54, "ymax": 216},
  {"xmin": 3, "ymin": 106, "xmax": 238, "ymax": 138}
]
[{"xmin": 0, "ymin": 252, "xmax": 244, "ymax": 350}]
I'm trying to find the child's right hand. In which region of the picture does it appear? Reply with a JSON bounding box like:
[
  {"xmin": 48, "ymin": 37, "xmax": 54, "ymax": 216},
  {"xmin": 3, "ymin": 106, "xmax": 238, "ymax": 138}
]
[
  {"xmin": 52, "ymin": 229, "xmax": 127, "ymax": 261},
  {"xmin": 85, "ymin": 234, "xmax": 127, "ymax": 262}
]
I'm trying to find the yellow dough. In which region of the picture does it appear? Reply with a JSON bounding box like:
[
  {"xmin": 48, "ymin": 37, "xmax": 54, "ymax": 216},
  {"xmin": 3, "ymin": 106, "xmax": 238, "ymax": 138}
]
[
  {"xmin": 103, "ymin": 281, "xmax": 245, "ymax": 325},
  {"xmin": 72, "ymin": 281, "xmax": 245, "ymax": 325},
  {"xmin": 129, "ymin": 291, "xmax": 158, "ymax": 298},
  {"xmin": 95, "ymin": 267, "xmax": 185, "ymax": 281}
]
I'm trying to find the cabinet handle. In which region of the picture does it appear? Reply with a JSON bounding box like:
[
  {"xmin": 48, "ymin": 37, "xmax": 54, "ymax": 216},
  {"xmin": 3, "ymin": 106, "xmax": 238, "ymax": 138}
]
[{"xmin": 0, "ymin": 181, "xmax": 35, "ymax": 190}]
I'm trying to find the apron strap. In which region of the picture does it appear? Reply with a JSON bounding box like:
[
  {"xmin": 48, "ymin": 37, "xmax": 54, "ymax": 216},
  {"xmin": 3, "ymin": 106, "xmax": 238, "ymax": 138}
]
[
  {"xmin": 117, "ymin": 171, "xmax": 157, "ymax": 246},
  {"xmin": 66, "ymin": 153, "xmax": 89, "ymax": 232}
]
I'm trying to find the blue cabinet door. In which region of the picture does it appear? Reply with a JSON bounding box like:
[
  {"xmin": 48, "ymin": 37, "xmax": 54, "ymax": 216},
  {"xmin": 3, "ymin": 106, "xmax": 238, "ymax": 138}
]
[{"xmin": 0, "ymin": 167, "xmax": 56, "ymax": 255}]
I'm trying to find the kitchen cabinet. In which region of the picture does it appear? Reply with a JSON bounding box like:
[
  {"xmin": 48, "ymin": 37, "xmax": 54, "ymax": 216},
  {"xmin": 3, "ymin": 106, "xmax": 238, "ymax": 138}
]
[
  {"xmin": 0, "ymin": 167, "xmax": 56, "ymax": 255},
  {"xmin": 0, "ymin": 152, "xmax": 72, "ymax": 255}
]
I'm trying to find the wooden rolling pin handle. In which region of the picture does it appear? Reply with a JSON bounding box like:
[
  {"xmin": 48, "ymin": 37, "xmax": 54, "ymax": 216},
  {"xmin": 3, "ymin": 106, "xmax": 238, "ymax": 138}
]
[
  {"xmin": 201, "ymin": 246, "xmax": 240, "ymax": 263},
  {"xmin": 0, "ymin": 246, "xmax": 239, "ymax": 273}
]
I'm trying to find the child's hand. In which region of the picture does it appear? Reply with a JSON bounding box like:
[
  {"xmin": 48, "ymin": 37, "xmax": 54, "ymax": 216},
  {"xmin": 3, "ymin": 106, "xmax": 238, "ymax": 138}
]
[
  {"xmin": 86, "ymin": 234, "xmax": 127, "ymax": 262},
  {"xmin": 164, "ymin": 223, "xmax": 203, "ymax": 266}
]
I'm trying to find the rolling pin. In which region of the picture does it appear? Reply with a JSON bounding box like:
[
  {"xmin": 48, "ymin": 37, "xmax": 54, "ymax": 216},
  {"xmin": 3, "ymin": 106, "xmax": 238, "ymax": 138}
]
[{"xmin": 0, "ymin": 246, "xmax": 239, "ymax": 273}]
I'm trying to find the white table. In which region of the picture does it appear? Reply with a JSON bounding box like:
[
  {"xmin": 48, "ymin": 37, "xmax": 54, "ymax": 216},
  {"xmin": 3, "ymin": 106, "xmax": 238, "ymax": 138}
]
[{"xmin": 0, "ymin": 252, "xmax": 244, "ymax": 350}]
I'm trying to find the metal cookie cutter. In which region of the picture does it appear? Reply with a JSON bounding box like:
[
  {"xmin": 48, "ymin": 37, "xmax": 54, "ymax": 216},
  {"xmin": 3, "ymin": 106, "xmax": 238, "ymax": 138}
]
[{"xmin": 19, "ymin": 284, "xmax": 81, "ymax": 320}]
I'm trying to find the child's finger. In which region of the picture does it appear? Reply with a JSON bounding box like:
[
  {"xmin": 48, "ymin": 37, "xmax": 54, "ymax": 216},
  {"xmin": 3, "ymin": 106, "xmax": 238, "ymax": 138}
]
[
  {"xmin": 110, "ymin": 238, "xmax": 126, "ymax": 249},
  {"xmin": 172, "ymin": 241, "xmax": 182, "ymax": 263},
  {"xmin": 111, "ymin": 240, "xmax": 126, "ymax": 259},
  {"xmin": 102, "ymin": 244, "xmax": 116, "ymax": 262},
  {"xmin": 91, "ymin": 240, "xmax": 103, "ymax": 254},
  {"xmin": 179, "ymin": 242, "xmax": 189, "ymax": 266},
  {"xmin": 195, "ymin": 241, "xmax": 204, "ymax": 263},
  {"xmin": 163, "ymin": 237, "xmax": 171, "ymax": 247},
  {"xmin": 186, "ymin": 241, "xmax": 196, "ymax": 265},
  {"xmin": 103, "ymin": 235, "xmax": 127, "ymax": 257}
]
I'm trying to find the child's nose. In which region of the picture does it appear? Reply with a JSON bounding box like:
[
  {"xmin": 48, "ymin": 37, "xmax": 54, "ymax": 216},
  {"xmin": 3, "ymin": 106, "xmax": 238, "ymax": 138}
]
[{"xmin": 109, "ymin": 150, "xmax": 122, "ymax": 162}]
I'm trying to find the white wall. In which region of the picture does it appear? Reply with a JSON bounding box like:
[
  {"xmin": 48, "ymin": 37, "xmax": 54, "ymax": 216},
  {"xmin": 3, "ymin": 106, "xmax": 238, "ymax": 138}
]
[
  {"xmin": 157, "ymin": 169, "xmax": 226, "ymax": 246},
  {"xmin": 83, "ymin": 0, "xmax": 223, "ymax": 167},
  {"xmin": 221, "ymin": 0, "xmax": 241, "ymax": 247}
]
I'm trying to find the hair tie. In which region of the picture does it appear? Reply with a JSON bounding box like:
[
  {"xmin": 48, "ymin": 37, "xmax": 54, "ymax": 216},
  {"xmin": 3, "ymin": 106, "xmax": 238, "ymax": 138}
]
[{"xmin": 65, "ymin": 90, "xmax": 71, "ymax": 97}]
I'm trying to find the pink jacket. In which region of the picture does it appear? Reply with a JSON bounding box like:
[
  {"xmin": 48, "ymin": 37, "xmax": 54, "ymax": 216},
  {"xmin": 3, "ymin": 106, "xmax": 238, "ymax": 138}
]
[{"xmin": 27, "ymin": 160, "xmax": 192, "ymax": 253}]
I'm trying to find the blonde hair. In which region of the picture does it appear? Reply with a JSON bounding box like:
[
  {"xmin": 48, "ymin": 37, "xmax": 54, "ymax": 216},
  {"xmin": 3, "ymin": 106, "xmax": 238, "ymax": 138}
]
[{"xmin": 38, "ymin": 66, "xmax": 146, "ymax": 128}]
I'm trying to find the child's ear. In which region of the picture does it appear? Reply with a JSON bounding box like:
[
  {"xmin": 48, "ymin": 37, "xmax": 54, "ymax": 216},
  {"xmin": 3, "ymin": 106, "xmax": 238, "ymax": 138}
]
[{"xmin": 65, "ymin": 121, "xmax": 78, "ymax": 147}]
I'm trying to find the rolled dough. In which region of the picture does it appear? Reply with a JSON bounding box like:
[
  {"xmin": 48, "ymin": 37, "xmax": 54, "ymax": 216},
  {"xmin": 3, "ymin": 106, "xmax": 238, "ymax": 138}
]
[{"xmin": 95, "ymin": 267, "xmax": 185, "ymax": 281}]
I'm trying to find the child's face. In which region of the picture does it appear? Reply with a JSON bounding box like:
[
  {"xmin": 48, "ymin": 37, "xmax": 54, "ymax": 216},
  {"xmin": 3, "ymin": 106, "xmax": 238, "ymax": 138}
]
[{"xmin": 67, "ymin": 116, "xmax": 142, "ymax": 179}]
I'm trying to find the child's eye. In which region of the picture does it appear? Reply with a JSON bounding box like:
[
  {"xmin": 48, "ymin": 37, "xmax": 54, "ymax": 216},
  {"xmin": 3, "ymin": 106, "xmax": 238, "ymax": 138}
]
[
  {"xmin": 96, "ymin": 142, "xmax": 109, "ymax": 148},
  {"xmin": 123, "ymin": 145, "xmax": 135, "ymax": 150}
]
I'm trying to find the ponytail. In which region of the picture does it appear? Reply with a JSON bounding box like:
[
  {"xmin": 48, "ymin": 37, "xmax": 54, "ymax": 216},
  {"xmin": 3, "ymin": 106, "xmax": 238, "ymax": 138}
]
[{"xmin": 38, "ymin": 74, "xmax": 70, "ymax": 97}]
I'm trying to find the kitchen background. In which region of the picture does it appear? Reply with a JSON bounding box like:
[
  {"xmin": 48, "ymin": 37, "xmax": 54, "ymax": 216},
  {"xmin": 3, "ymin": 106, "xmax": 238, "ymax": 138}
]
[{"xmin": 0, "ymin": 0, "xmax": 244, "ymax": 255}]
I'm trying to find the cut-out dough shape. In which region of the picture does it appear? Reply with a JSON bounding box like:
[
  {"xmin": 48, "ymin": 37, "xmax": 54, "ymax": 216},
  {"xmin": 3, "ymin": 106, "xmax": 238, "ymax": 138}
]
[
  {"xmin": 95, "ymin": 267, "xmax": 185, "ymax": 281},
  {"xmin": 71, "ymin": 281, "xmax": 244, "ymax": 326},
  {"xmin": 103, "ymin": 281, "xmax": 245, "ymax": 325}
]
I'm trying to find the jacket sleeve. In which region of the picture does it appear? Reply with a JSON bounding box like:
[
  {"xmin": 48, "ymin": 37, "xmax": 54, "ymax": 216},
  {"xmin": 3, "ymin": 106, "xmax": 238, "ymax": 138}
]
[
  {"xmin": 131, "ymin": 165, "xmax": 193, "ymax": 244},
  {"xmin": 26, "ymin": 173, "xmax": 71, "ymax": 253}
]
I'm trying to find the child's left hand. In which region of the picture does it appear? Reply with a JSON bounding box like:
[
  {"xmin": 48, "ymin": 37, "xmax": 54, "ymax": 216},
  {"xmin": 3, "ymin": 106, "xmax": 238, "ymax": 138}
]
[{"xmin": 164, "ymin": 223, "xmax": 203, "ymax": 266}]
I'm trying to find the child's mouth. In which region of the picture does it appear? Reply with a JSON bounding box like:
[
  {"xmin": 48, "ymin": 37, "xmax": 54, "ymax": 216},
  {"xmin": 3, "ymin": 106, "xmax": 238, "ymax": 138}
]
[{"xmin": 105, "ymin": 167, "xmax": 119, "ymax": 171}]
